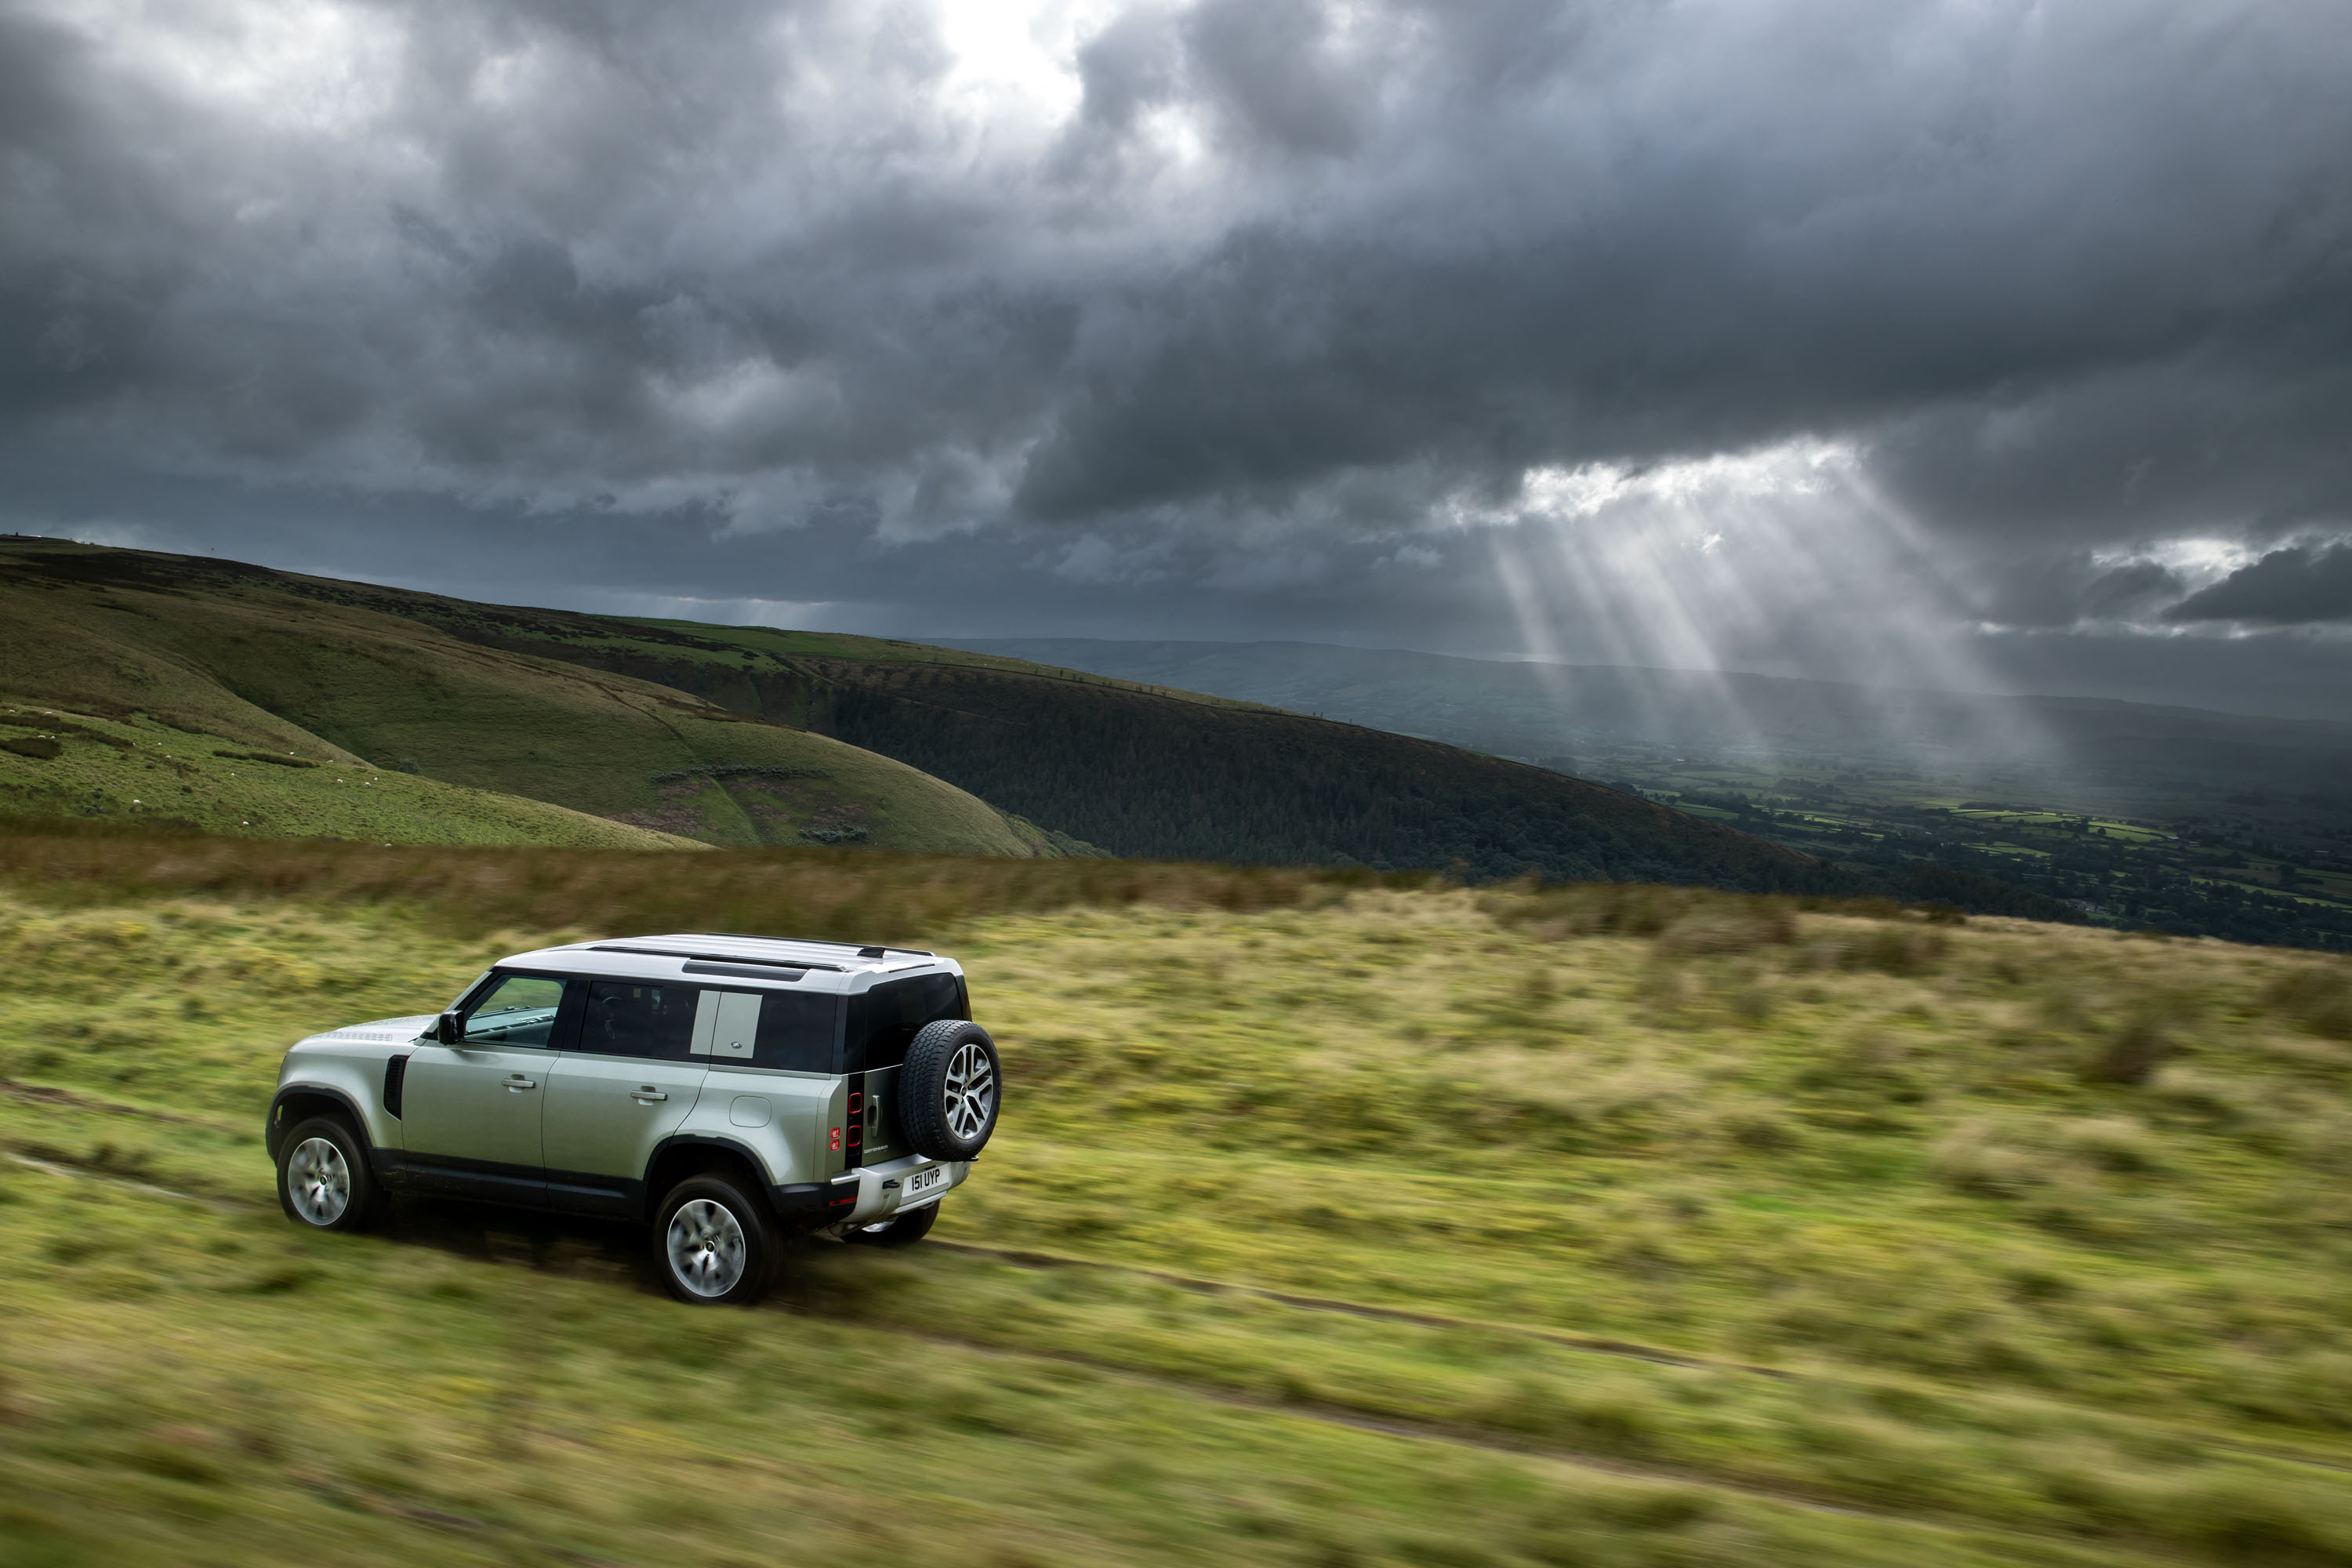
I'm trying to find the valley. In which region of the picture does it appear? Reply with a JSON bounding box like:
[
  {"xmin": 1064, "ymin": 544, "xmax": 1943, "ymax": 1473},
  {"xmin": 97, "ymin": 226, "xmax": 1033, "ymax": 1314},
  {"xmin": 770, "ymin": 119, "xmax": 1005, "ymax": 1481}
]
[
  {"xmin": 960, "ymin": 639, "xmax": 2352, "ymax": 950},
  {"xmin": 1588, "ymin": 753, "xmax": 2352, "ymax": 952}
]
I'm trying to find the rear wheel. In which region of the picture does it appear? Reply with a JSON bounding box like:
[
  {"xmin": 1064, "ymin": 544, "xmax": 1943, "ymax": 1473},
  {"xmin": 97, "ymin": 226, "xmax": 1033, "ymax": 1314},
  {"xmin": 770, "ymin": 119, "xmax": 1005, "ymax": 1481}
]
[
  {"xmin": 277, "ymin": 1115, "xmax": 383, "ymax": 1232},
  {"xmin": 652, "ymin": 1174, "xmax": 775, "ymax": 1305},
  {"xmin": 846, "ymin": 1196, "xmax": 941, "ymax": 1249}
]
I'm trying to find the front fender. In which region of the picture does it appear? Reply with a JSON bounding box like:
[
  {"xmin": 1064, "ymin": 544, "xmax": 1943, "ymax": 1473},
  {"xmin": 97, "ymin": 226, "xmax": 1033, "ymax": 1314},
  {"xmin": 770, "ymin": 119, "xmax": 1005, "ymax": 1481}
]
[{"xmin": 269, "ymin": 1043, "xmax": 408, "ymax": 1163}]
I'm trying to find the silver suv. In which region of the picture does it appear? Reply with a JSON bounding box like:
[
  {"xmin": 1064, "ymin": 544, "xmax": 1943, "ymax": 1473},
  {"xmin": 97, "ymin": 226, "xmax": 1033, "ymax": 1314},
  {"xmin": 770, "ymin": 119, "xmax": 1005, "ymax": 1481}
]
[{"xmin": 266, "ymin": 933, "xmax": 1000, "ymax": 1305}]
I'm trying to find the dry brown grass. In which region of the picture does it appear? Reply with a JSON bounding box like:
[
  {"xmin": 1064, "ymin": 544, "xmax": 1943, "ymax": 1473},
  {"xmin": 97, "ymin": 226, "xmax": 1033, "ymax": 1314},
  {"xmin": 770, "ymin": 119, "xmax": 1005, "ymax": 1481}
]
[{"xmin": 0, "ymin": 821, "xmax": 1386, "ymax": 944}]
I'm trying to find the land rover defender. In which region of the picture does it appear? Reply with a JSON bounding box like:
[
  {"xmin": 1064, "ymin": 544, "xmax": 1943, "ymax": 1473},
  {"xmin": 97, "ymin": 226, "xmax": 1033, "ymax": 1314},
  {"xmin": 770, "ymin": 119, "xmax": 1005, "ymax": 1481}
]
[{"xmin": 266, "ymin": 932, "xmax": 1000, "ymax": 1304}]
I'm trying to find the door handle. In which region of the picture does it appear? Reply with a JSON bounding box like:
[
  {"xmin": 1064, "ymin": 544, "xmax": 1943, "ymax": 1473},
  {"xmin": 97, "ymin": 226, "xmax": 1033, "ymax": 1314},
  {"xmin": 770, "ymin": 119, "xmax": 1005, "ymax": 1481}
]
[
  {"xmin": 630, "ymin": 1087, "xmax": 669, "ymax": 1103},
  {"xmin": 505, "ymin": 1075, "xmax": 538, "ymax": 1092}
]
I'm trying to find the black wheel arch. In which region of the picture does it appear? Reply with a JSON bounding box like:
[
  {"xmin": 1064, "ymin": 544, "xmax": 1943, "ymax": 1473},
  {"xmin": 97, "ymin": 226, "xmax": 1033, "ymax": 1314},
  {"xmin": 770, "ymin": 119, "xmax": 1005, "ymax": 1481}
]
[
  {"xmin": 267, "ymin": 1084, "xmax": 370, "ymax": 1162},
  {"xmin": 643, "ymin": 1134, "xmax": 780, "ymax": 1220}
]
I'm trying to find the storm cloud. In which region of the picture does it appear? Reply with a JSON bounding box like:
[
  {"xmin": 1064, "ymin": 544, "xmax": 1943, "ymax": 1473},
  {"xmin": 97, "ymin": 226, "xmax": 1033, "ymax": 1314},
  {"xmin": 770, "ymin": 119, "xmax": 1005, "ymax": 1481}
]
[
  {"xmin": 2169, "ymin": 542, "xmax": 2352, "ymax": 626},
  {"xmin": 2, "ymin": 0, "xmax": 2349, "ymax": 710}
]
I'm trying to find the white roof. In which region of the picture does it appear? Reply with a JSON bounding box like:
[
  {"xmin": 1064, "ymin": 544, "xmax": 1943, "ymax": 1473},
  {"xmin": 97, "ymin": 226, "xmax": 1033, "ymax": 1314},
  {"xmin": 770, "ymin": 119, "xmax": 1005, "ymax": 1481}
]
[{"xmin": 493, "ymin": 932, "xmax": 958, "ymax": 993}]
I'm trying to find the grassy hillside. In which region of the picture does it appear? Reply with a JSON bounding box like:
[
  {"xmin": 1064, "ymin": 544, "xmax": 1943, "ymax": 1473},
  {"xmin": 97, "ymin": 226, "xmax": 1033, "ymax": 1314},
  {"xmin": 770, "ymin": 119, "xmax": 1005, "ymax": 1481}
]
[
  {"xmin": 18, "ymin": 540, "xmax": 1850, "ymax": 893},
  {"xmin": 523, "ymin": 622, "xmax": 1841, "ymax": 891},
  {"xmin": 3, "ymin": 836, "xmax": 2350, "ymax": 1566},
  {"xmin": 0, "ymin": 699, "xmax": 699, "ymax": 850},
  {"xmin": 0, "ymin": 540, "xmax": 1079, "ymax": 857}
]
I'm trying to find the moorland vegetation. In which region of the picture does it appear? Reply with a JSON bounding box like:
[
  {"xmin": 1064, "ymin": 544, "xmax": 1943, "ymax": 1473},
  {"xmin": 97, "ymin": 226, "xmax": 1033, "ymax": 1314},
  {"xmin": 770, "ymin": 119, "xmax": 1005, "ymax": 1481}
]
[{"xmin": 3, "ymin": 831, "xmax": 2350, "ymax": 1566}]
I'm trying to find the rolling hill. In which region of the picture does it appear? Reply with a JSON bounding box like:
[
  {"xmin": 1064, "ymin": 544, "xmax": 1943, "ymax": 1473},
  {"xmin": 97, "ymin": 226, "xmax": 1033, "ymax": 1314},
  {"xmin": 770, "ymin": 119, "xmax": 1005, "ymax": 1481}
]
[
  {"xmin": 0, "ymin": 540, "xmax": 1077, "ymax": 857},
  {"xmin": 68, "ymin": 549, "xmax": 1853, "ymax": 891},
  {"xmin": 4, "ymin": 538, "xmax": 2031, "ymax": 905}
]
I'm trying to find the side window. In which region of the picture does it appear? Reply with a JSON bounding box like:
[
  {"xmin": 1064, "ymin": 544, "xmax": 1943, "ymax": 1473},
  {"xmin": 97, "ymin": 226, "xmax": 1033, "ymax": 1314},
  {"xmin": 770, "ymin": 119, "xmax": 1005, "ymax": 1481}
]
[
  {"xmin": 578, "ymin": 981, "xmax": 699, "ymax": 1060},
  {"xmin": 460, "ymin": 975, "xmax": 568, "ymax": 1047},
  {"xmin": 852, "ymin": 974, "xmax": 964, "ymax": 1072},
  {"xmin": 756, "ymin": 992, "xmax": 844, "ymax": 1073}
]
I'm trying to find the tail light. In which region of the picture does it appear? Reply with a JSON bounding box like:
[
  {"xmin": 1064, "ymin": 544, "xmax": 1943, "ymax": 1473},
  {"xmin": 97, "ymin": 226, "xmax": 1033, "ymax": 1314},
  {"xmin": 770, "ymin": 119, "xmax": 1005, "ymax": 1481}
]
[{"xmin": 843, "ymin": 1073, "xmax": 866, "ymax": 1168}]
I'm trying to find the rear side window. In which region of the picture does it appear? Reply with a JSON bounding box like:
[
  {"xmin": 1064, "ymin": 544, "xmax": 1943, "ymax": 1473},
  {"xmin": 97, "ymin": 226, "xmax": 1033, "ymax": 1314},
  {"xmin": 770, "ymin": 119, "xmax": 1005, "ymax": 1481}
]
[
  {"xmin": 756, "ymin": 992, "xmax": 845, "ymax": 1073},
  {"xmin": 848, "ymin": 974, "xmax": 966, "ymax": 1072},
  {"xmin": 578, "ymin": 981, "xmax": 699, "ymax": 1060}
]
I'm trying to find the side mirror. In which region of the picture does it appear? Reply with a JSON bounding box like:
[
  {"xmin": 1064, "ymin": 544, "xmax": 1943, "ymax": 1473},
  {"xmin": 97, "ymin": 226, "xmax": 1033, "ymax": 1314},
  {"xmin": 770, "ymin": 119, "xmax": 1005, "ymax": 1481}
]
[{"xmin": 434, "ymin": 1011, "xmax": 462, "ymax": 1045}]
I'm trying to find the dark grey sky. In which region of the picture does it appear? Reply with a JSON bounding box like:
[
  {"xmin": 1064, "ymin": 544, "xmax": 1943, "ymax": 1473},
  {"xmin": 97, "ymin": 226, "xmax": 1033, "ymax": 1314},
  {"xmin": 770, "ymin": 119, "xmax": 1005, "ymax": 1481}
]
[{"xmin": 4, "ymin": 0, "xmax": 2349, "ymax": 717}]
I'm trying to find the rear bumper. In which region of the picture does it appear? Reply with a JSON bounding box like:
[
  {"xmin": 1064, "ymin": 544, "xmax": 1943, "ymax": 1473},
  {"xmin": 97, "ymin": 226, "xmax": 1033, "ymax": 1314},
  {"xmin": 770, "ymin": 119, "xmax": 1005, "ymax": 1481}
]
[
  {"xmin": 771, "ymin": 1173, "xmax": 862, "ymax": 1229},
  {"xmin": 758, "ymin": 1156, "xmax": 975, "ymax": 1232},
  {"xmin": 840, "ymin": 1152, "xmax": 971, "ymax": 1226}
]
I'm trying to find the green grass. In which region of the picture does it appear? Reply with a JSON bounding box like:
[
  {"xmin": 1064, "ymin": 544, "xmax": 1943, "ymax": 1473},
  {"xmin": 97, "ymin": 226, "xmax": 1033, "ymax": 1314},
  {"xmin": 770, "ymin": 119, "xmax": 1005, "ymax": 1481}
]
[
  {"xmin": 4, "ymin": 843, "xmax": 2351, "ymax": 1565},
  {"xmin": 0, "ymin": 540, "xmax": 1080, "ymax": 857},
  {"xmin": 0, "ymin": 701, "xmax": 697, "ymax": 849}
]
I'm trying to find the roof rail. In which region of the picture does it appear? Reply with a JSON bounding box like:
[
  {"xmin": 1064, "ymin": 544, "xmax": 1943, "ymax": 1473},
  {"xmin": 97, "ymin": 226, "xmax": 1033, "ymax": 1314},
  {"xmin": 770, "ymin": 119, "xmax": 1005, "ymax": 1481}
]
[
  {"xmin": 688, "ymin": 932, "xmax": 937, "ymax": 958},
  {"xmin": 589, "ymin": 943, "xmax": 845, "ymax": 972}
]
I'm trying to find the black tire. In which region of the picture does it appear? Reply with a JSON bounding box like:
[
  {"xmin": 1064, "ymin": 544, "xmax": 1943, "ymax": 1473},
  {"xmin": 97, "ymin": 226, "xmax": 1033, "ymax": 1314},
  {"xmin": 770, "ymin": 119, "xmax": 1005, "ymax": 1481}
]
[
  {"xmin": 652, "ymin": 1174, "xmax": 776, "ymax": 1306},
  {"xmin": 845, "ymin": 1196, "xmax": 941, "ymax": 1249},
  {"xmin": 898, "ymin": 1020, "xmax": 1000, "ymax": 1161},
  {"xmin": 276, "ymin": 1115, "xmax": 383, "ymax": 1232}
]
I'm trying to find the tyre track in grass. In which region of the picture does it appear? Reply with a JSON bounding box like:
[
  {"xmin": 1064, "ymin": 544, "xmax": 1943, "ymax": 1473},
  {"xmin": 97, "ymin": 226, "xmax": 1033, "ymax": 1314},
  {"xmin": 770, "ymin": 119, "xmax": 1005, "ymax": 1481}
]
[
  {"xmin": 826, "ymin": 1309, "xmax": 2193, "ymax": 1568},
  {"xmin": 921, "ymin": 1236, "xmax": 2352, "ymax": 1481},
  {"xmin": 932, "ymin": 1237, "xmax": 1793, "ymax": 1377}
]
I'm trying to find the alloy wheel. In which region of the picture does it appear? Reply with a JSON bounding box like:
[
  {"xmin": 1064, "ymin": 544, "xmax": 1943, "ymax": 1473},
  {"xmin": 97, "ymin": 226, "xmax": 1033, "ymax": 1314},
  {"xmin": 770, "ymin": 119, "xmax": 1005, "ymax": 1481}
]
[
  {"xmin": 666, "ymin": 1198, "xmax": 747, "ymax": 1297},
  {"xmin": 286, "ymin": 1136, "xmax": 351, "ymax": 1225},
  {"xmin": 943, "ymin": 1040, "xmax": 996, "ymax": 1142}
]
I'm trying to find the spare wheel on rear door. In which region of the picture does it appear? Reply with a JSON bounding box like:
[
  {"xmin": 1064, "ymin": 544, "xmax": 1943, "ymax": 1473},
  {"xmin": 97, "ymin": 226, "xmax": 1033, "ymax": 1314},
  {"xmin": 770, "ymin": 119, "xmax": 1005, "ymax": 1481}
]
[{"xmin": 898, "ymin": 1019, "xmax": 1000, "ymax": 1160}]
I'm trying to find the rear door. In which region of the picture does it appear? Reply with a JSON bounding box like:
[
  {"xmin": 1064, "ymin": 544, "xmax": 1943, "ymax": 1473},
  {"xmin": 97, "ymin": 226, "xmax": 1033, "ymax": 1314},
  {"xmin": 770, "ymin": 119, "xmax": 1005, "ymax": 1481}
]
[
  {"xmin": 849, "ymin": 972, "xmax": 968, "ymax": 1164},
  {"xmin": 543, "ymin": 978, "xmax": 710, "ymax": 1217},
  {"xmin": 400, "ymin": 971, "xmax": 572, "ymax": 1206}
]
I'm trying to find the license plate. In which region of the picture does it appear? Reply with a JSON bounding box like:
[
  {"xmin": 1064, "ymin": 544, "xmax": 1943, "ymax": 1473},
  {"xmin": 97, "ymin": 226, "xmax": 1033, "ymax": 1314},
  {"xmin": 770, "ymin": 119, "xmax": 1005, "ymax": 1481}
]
[{"xmin": 902, "ymin": 1166, "xmax": 946, "ymax": 1200}]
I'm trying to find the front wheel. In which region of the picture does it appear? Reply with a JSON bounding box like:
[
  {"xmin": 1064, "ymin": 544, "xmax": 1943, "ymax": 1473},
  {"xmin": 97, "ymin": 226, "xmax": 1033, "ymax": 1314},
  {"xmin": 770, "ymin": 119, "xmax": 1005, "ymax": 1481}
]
[
  {"xmin": 652, "ymin": 1174, "xmax": 776, "ymax": 1305},
  {"xmin": 277, "ymin": 1115, "xmax": 383, "ymax": 1232},
  {"xmin": 845, "ymin": 1196, "xmax": 940, "ymax": 1249}
]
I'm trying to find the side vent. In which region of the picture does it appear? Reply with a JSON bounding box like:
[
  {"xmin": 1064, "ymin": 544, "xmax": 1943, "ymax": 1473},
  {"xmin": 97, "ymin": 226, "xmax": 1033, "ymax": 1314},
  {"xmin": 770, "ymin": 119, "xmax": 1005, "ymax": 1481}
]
[{"xmin": 383, "ymin": 1054, "xmax": 410, "ymax": 1118}]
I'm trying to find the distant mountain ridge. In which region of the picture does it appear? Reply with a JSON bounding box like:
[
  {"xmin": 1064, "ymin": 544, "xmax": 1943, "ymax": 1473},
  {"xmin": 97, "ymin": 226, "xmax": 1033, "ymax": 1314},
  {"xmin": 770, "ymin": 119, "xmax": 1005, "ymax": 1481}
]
[{"xmin": 951, "ymin": 638, "xmax": 2352, "ymax": 810}]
